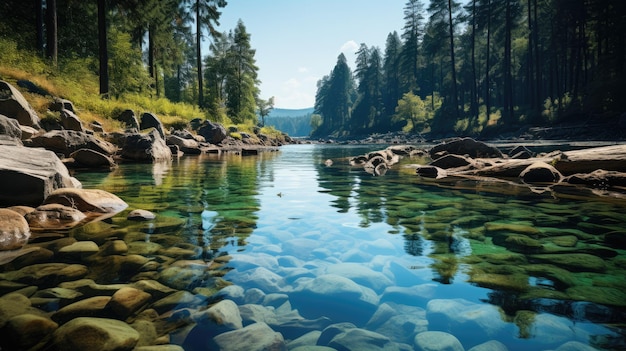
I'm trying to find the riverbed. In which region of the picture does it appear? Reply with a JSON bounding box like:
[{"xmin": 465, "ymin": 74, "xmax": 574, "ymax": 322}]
[{"xmin": 63, "ymin": 143, "xmax": 626, "ymax": 349}]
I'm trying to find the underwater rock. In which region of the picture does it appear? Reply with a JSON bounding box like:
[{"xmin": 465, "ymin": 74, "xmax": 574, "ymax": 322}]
[
  {"xmin": 108, "ymin": 287, "xmax": 151, "ymax": 319},
  {"xmin": 379, "ymin": 284, "xmax": 438, "ymax": 307},
  {"xmin": 326, "ymin": 327, "xmax": 401, "ymax": 351},
  {"xmin": 192, "ymin": 299, "xmax": 243, "ymax": 331},
  {"xmin": 324, "ymin": 263, "xmax": 394, "ymax": 294},
  {"xmin": 0, "ymin": 313, "xmax": 58, "ymax": 350},
  {"xmin": 212, "ymin": 322, "xmax": 286, "ymax": 351},
  {"xmin": 0, "ymin": 208, "xmax": 30, "ymax": 251},
  {"xmin": 228, "ymin": 266, "xmax": 285, "ymax": 293},
  {"xmin": 286, "ymin": 330, "xmax": 323, "ymax": 350},
  {"xmin": 427, "ymin": 298, "xmax": 507, "ymax": 343},
  {"xmin": 51, "ymin": 317, "xmax": 140, "ymax": 351},
  {"xmin": 290, "ymin": 274, "xmax": 379, "ymax": 325},
  {"xmin": 530, "ymin": 253, "xmax": 606, "ymax": 272},
  {"xmin": 0, "ymin": 293, "xmax": 46, "ymax": 328},
  {"xmin": 51, "ymin": 296, "xmax": 112, "ymax": 324},
  {"xmin": 0, "ymin": 263, "xmax": 88, "ymax": 287},
  {"xmin": 414, "ymin": 331, "xmax": 464, "ymax": 351},
  {"xmin": 554, "ymin": 341, "xmax": 604, "ymax": 351},
  {"xmin": 151, "ymin": 290, "xmax": 202, "ymax": 314},
  {"xmin": 467, "ymin": 340, "xmax": 508, "ymax": 351},
  {"xmin": 367, "ymin": 303, "xmax": 428, "ymax": 345}
]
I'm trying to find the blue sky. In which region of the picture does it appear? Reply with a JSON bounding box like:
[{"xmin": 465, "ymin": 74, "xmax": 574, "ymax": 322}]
[{"xmin": 214, "ymin": 0, "xmax": 406, "ymax": 109}]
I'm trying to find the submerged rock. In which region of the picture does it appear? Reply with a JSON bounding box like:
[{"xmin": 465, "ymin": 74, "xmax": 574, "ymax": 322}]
[
  {"xmin": 51, "ymin": 317, "xmax": 140, "ymax": 351},
  {"xmin": 430, "ymin": 137, "xmax": 503, "ymax": 159},
  {"xmin": 212, "ymin": 322, "xmax": 286, "ymax": 351},
  {"xmin": 414, "ymin": 331, "xmax": 464, "ymax": 351}
]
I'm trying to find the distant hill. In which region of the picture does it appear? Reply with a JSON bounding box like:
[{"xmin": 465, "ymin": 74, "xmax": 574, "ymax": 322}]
[
  {"xmin": 268, "ymin": 107, "xmax": 314, "ymax": 118},
  {"xmin": 265, "ymin": 107, "xmax": 315, "ymax": 137}
]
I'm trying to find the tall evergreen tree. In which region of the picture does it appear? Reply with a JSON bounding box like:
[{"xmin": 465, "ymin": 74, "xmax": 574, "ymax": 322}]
[
  {"xmin": 382, "ymin": 31, "xmax": 403, "ymax": 130},
  {"xmin": 313, "ymin": 54, "xmax": 355, "ymax": 136},
  {"xmin": 189, "ymin": 0, "xmax": 226, "ymax": 108},
  {"xmin": 400, "ymin": 0, "xmax": 425, "ymax": 94},
  {"xmin": 225, "ymin": 20, "xmax": 259, "ymax": 123}
]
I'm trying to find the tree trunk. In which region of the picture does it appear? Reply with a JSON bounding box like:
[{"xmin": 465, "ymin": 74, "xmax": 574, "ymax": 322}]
[
  {"xmin": 35, "ymin": 0, "xmax": 44, "ymax": 56},
  {"xmin": 470, "ymin": 0, "xmax": 478, "ymax": 120},
  {"xmin": 485, "ymin": 0, "xmax": 492, "ymax": 120},
  {"xmin": 45, "ymin": 0, "xmax": 57, "ymax": 67},
  {"xmin": 503, "ymin": 0, "xmax": 514, "ymax": 124},
  {"xmin": 196, "ymin": 0, "xmax": 204, "ymax": 108},
  {"xmin": 447, "ymin": 0, "xmax": 459, "ymax": 123},
  {"xmin": 97, "ymin": 0, "xmax": 109, "ymax": 97}
]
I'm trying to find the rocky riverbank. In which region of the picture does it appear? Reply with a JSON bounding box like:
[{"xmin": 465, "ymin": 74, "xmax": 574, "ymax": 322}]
[{"xmin": 347, "ymin": 137, "xmax": 626, "ymax": 199}]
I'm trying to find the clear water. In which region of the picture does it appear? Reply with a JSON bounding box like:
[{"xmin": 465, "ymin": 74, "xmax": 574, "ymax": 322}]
[{"xmin": 75, "ymin": 144, "xmax": 625, "ymax": 350}]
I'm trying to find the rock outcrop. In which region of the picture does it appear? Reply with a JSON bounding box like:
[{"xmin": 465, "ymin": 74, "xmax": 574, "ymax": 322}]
[
  {"xmin": 0, "ymin": 80, "xmax": 40, "ymax": 128},
  {"xmin": 121, "ymin": 129, "xmax": 172, "ymax": 162},
  {"xmin": 0, "ymin": 145, "xmax": 80, "ymax": 207}
]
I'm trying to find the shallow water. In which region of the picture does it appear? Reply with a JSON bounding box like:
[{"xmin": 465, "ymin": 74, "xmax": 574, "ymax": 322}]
[{"xmin": 74, "ymin": 144, "xmax": 626, "ymax": 350}]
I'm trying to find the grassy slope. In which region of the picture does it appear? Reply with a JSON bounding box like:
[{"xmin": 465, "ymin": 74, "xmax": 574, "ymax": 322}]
[{"xmin": 0, "ymin": 38, "xmax": 282, "ymax": 138}]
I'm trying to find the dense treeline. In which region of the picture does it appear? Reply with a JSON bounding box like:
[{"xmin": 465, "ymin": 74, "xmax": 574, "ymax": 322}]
[
  {"xmin": 312, "ymin": 0, "xmax": 625, "ymax": 138},
  {"xmin": 0, "ymin": 0, "xmax": 269, "ymax": 125}
]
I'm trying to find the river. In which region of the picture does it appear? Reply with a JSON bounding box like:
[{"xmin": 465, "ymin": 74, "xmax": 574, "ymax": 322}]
[{"xmin": 73, "ymin": 143, "xmax": 625, "ymax": 350}]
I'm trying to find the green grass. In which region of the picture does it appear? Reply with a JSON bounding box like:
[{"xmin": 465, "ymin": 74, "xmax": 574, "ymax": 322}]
[{"xmin": 0, "ymin": 37, "xmax": 225, "ymax": 133}]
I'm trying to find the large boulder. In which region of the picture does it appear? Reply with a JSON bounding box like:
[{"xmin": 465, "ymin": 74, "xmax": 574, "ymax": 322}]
[
  {"xmin": 0, "ymin": 145, "xmax": 80, "ymax": 207},
  {"xmin": 29, "ymin": 130, "xmax": 117, "ymax": 157},
  {"xmin": 49, "ymin": 98, "xmax": 76, "ymax": 113},
  {"xmin": 116, "ymin": 109, "xmax": 140, "ymax": 130},
  {"xmin": 0, "ymin": 114, "xmax": 23, "ymax": 145},
  {"xmin": 70, "ymin": 148, "xmax": 116, "ymax": 169},
  {"xmin": 166, "ymin": 134, "xmax": 202, "ymax": 154},
  {"xmin": 0, "ymin": 80, "xmax": 40, "ymax": 128},
  {"xmin": 430, "ymin": 137, "xmax": 503, "ymax": 159},
  {"xmin": 198, "ymin": 120, "xmax": 228, "ymax": 145},
  {"xmin": 140, "ymin": 112, "xmax": 165, "ymax": 139},
  {"xmin": 59, "ymin": 109, "xmax": 84, "ymax": 132},
  {"xmin": 43, "ymin": 188, "xmax": 128, "ymax": 214},
  {"xmin": 121, "ymin": 129, "xmax": 172, "ymax": 162},
  {"xmin": 0, "ymin": 208, "xmax": 31, "ymax": 251}
]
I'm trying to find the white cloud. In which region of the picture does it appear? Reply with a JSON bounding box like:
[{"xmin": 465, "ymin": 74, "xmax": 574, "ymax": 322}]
[
  {"xmin": 297, "ymin": 66, "xmax": 309, "ymax": 73},
  {"xmin": 340, "ymin": 40, "xmax": 359, "ymax": 54}
]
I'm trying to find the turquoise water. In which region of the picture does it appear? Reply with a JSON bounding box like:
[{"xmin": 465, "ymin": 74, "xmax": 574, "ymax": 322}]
[{"xmin": 76, "ymin": 144, "xmax": 626, "ymax": 350}]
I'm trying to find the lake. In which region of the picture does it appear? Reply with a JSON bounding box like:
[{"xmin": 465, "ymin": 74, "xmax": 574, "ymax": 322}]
[{"xmin": 72, "ymin": 143, "xmax": 626, "ymax": 350}]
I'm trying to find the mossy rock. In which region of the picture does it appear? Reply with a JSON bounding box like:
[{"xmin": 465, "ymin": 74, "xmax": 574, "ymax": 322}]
[
  {"xmin": 468, "ymin": 271, "xmax": 529, "ymax": 291},
  {"xmin": 566, "ymin": 285, "xmax": 626, "ymax": 307},
  {"xmin": 493, "ymin": 234, "xmax": 544, "ymax": 253},
  {"xmin": 524, "ymin": 264, "xmax": 577, "ymax": 288},
  {"xmin": 485, "ymin": 222, "xmax": 540, "ymax": 236},
  {"xmin": 548, "ymin": 235, "xmax": 578, "ymax": 247},
  {"xmin": 530, "ymin": 253, "xmax": 606, "ymax": 273}
]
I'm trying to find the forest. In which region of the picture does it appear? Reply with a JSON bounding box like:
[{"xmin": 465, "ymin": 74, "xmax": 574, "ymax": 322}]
[
  {"xmin": 312, "ymin": 0, "xmax": 625, "ymax": 138},
  {"xmin": 0, "ymin": 0, "xmax": 273, "ymax": 126},
  {"xmin": 1, "ymin": 1, "xmax": 623, "ymax": 139}
]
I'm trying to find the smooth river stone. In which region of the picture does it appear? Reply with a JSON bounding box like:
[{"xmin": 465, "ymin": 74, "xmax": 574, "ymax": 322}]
[
  {"xmin": 51, "ymin": 317, "xmax": 139, "ymax": 351},
  {"xmin": 0, "ymin": 208, "xmax": 30, "ymax": 251},
  {"xmin": 290, "ymin": 274, "xmax": 379, "ymax": 325},
  {"xmin": 414, "ymin": 331, "xmax": 464, "ymax": 351},
  {"xmin": 0, "ymin": 313, "xmax": 58, "ymax": 350},
  {"xmin": 212, "ymin": 322, "xmax": 286, "ymax": 351}
]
